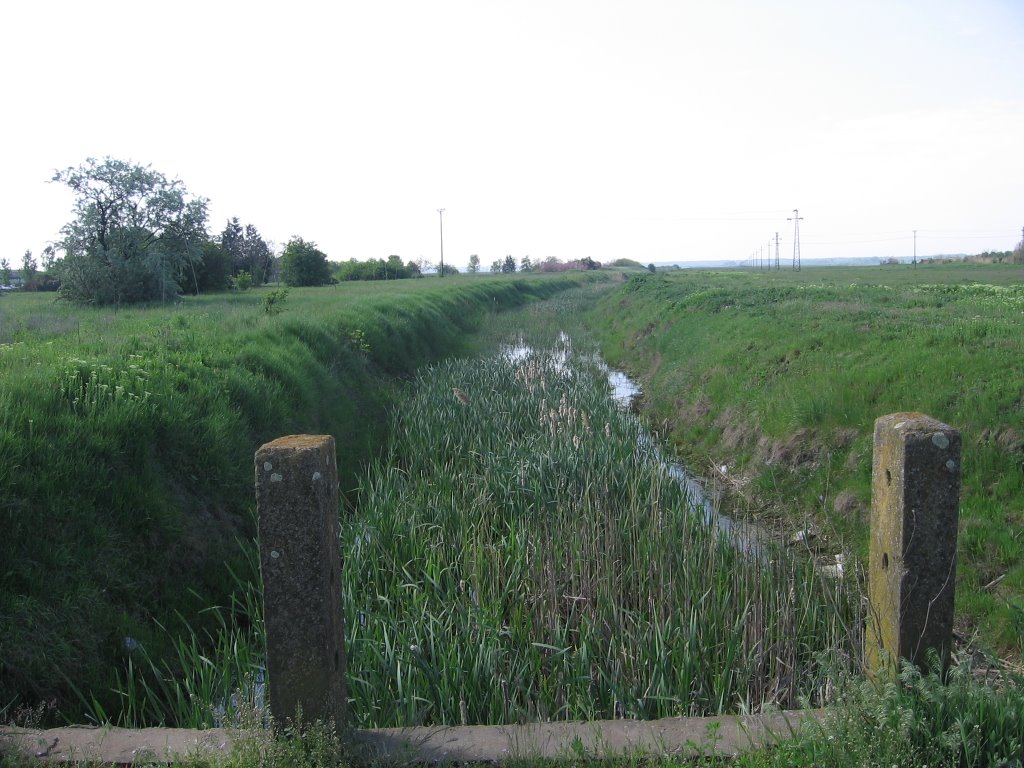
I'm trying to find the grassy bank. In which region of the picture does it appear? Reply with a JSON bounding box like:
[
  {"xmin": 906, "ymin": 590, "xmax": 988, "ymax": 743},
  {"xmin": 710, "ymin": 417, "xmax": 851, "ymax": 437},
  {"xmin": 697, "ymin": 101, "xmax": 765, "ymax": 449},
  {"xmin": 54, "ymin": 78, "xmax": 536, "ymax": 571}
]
[
  {"xmin": 0, "ymin": 273, "xmax": 589, "ymax": 722},
  {"xmin": 3, "ymin": 278, "xmax": 1022, "ymax": 768},
  {"xmin": 586, "ymin": 263, "xmax": 1024, "ymax": 654}
]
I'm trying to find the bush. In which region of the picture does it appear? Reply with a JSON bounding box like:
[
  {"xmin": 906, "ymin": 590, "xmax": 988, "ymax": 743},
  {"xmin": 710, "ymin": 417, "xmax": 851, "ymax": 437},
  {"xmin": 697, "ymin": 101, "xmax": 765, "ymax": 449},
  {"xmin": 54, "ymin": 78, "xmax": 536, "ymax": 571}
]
[{"xmin": 280, "ymin": 238, "xmax": 331, "ymax": 287}]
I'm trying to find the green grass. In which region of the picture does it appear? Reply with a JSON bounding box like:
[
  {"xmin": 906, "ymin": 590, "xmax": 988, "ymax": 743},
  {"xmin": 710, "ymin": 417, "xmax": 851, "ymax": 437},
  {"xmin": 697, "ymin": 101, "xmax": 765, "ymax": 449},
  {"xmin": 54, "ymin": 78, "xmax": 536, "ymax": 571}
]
[
  {"xmin": 585, "ymin": 263, "xmax": 1024, "ymax": 654},
  {"xmin": 341, "ymin": 320, "xmax": 859, "ymax": 727},
  {"xmin": 0, "ymin": 273, "xmax": 591, "ymax": 724},
  {"xmin": 3, "ymin": 275, "xmax": 1022, "ymax": 765},
  {"xmin": 738, "ymin": 657, "xmax": 1024, "ymax": 768},
  {"xmin": 74, "ymin": 285, "xmax": 856, "ymax": 730}
]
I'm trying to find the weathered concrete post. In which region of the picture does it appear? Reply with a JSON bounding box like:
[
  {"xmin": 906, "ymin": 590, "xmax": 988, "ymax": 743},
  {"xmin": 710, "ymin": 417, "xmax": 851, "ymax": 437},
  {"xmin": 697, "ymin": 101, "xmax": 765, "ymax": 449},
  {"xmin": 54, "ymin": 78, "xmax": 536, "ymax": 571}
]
[
  {"xmin": 256, "ymin": 435, "xmax": 347, "ymax": 731},
  {"xmin": 866, "ymin": 413, "xmax": 961, "ymax": 676}
]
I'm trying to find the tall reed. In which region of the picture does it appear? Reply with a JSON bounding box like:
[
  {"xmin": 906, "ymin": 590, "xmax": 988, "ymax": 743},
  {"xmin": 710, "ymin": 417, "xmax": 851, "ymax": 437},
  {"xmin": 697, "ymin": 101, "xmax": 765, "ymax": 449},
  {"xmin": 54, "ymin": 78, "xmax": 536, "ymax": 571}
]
[{"xmin": 342, "ymin": 334, "xmax": 860, "ymax": 727}]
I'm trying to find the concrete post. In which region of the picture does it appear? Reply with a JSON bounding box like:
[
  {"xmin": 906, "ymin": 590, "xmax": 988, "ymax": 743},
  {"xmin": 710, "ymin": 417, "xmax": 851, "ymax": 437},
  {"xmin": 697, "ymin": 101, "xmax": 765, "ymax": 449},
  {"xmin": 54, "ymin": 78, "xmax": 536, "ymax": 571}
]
[
  {"xmin": 866, "ymin": 413, "xmax": 961, "ymax": 675},
  {"xmin": 256, "ymin": 435, "xmax": 347, "ymax": 731}
]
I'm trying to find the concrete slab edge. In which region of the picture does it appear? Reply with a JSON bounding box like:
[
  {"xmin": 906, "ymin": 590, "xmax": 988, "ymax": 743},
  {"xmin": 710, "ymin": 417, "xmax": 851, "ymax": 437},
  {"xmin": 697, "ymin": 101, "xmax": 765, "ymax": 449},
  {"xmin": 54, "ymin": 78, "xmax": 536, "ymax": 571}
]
[{"xmin": 1, "ymin": 710, "xmax": 821, "ymax": 764}]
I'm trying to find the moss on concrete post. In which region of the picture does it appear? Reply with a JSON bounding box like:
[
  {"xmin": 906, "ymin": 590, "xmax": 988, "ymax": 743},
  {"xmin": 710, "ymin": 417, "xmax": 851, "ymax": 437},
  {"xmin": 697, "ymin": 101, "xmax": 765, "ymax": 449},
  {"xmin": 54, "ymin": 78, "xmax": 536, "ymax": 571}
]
[
  {"xmin": 867, "ymin": 413, "xmax": 961, "ymax": 676},
  {"xmin": 256, "ymin": 435, "xmax": 347, "ymax": 732}
]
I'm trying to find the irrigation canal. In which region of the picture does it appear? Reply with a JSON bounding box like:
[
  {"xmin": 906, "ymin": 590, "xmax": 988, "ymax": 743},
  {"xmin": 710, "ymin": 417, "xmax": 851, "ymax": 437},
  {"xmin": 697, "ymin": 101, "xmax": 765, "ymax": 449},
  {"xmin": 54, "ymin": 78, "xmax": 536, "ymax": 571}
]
[{"xmin": 507, "ymin": 333, "xmax": 765, "ymax": 557}]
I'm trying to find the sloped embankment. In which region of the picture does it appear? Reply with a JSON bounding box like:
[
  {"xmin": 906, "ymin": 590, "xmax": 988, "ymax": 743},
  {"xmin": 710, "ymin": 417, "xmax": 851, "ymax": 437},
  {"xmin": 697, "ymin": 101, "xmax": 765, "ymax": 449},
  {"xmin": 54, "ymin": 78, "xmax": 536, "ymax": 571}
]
[
  {"xmin": 587, "ymin": 268, "xmax": 1024, "ymax": 653},
  {"xmin": 0, "ymin": 275, "xmax": 585, "ymax": 721}
]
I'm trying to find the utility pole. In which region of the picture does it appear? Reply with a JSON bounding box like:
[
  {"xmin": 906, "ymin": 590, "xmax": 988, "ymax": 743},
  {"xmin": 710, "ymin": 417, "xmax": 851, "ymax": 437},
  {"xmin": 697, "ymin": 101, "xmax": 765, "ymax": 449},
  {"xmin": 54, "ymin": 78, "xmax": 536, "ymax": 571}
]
[
  {"xmin": 437, "ymin": 208, "xmax": 446, "ymax": 277},
  {"xmin": 788, "ymin": 209, "xmax": 803, "ymax": 271},
  {"xmin": 774, "ymin": 232, "xmax": 780, "ymax": 270}
]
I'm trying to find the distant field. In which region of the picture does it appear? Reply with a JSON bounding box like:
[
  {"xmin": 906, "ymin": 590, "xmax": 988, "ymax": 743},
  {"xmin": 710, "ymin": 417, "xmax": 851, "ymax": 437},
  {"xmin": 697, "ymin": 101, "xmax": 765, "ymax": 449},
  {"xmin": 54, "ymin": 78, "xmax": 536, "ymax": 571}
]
[{"xmin": 588, "ymin": 263, "xmax": 1024, "ymax": 653}]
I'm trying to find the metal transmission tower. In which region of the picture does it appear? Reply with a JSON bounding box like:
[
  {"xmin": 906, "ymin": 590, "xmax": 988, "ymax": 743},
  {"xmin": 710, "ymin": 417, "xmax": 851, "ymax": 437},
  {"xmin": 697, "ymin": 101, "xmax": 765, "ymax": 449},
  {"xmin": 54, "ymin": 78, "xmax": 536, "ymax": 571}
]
[
  {"xmin": 437, "ymin": 208, "xmax": 446, "ymax": 277},
  {"xmin": 788, "ymin": 209, "xmax": 803, "ymax": 270},
  {"xmin": 774, "ymin": 232, "xmax": 780, "ymax": 270}
]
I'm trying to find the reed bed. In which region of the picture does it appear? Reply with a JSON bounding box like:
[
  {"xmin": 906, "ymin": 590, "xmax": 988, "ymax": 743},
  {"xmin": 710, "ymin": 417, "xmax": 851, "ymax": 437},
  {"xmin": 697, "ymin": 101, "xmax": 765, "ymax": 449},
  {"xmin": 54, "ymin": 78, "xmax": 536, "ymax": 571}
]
[{"xmin": 342, "ymin": 334, "xmax": 860, "ymax": 728}]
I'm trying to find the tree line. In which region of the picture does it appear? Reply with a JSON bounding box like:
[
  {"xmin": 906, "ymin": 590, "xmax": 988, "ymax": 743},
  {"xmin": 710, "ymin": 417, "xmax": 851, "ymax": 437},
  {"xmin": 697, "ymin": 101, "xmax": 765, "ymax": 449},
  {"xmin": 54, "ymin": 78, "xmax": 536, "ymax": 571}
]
[
  {"xmin": 7, "ymin": 157, "xmax": 341, "ymax": 306},
  {"xmin": 7, "ymin": 156, "xmax": 617, "ymax": 306}
]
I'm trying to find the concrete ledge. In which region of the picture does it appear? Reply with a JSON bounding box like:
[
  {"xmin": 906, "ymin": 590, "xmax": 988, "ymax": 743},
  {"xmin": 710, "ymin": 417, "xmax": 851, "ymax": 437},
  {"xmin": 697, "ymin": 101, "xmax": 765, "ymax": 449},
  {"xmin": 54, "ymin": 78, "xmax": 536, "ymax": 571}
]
[
  {"xmin": 2, "ymin": 711, "xmax": 819, "ymax": 764},
  {"xmin": 354, "ymin": 711, "xmax": 818, "ymax": 762},
  {"xmin": 0, "ymin": 725, "xmax": 234, "ymax": 764}
]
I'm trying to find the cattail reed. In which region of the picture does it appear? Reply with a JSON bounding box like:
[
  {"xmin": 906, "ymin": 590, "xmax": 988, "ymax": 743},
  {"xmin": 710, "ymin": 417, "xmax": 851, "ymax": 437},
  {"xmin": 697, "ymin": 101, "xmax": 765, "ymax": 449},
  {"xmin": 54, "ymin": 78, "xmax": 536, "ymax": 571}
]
[{"xmin": 341, "ymin": 337, "xmax": 860, "ymax": 728}]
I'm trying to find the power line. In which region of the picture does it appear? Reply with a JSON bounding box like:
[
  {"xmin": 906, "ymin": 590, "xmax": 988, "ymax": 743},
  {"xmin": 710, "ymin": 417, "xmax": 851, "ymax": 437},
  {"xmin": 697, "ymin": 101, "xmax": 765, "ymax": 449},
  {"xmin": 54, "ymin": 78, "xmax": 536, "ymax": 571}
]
[
  {"xmin": 788, "ymin": 209, "xmax": 803, "ymax": 271},
  {"xmin": 437, "ymin": 208, "xmax": 445, "ymax": 278}
]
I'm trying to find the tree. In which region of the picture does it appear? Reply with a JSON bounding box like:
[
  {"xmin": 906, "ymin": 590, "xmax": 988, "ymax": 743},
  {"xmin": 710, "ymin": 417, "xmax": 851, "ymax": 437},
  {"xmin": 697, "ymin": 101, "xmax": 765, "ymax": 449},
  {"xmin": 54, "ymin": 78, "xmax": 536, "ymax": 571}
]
[
  {"xmin": 467, "ymin": 254, "xmax": 480, "ymax": 274},
  {"xmin": 502, "ymin": 254, "xmax": 517, "ymax": 273},
  {"xmin": 647, "ymin": 263, "xmax": 657, "ymax": 273},
  {"xmin": 220, "ymin": 218, "xmax": 274, "ymax": 283},
  {"xmin": 539, "ymin": 256, "xmax": 563, "ymax": 272},
  {"xmin": 220, "ymin": 217, "xmax": 245, "ymax": 270},
  {"xmin": 490, "ymin": 259, "xmax": 503, "ymax": 273},
  {"xmin": 439, "ymin": 263, "xmax": 460, "ymax": 276},
  {"xmin": 1, "ymin": 259, "xmax": 11, "ymax": 286},
  {"xmin": 21, "ymin": 250, "xmax": 37, "ymax": 288},
  {"xmin": 53, "ymin": 157, "xmax": 209, "ymax": 305},
  {"xmin": 242, "ymin": 224, "xmax": 274, "ymax": 284},
  {"xmin": 41, "ymin": 246, "xmax": 57, "ymax": 273},
  {"xmin": 520, "ymin": 255, "xmax": 534, "ymax": 272},
  {"xmin": 186, "ymin": 241, "xmax": 233, "ymax": 293},
  {"xmin": 280, "ymin": 237, "xmax": 331, "ymax": 286},
  {"xmin": 384, "ymin": 255, "xmax": 404, "ymax": 279}
]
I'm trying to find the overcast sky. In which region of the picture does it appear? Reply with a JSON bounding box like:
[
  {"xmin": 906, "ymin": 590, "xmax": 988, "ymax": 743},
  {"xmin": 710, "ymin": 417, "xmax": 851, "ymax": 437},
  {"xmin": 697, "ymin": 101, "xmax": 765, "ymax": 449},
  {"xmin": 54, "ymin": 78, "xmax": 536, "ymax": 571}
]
[{"xmin": 2, "ymin": 0, "xmax": 1022, "ymax": 269}]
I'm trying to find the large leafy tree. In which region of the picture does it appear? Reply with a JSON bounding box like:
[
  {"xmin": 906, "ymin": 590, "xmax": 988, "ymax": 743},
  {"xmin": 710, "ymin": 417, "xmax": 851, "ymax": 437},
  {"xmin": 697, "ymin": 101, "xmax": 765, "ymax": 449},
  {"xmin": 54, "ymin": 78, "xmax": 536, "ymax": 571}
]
[
  {"xmin": 53, "ymin": 157, "xmax": 209, "ymax": 305},
  {"xmin": 280, "ymin": 237, "xmax": 331, "ymax": 286}
]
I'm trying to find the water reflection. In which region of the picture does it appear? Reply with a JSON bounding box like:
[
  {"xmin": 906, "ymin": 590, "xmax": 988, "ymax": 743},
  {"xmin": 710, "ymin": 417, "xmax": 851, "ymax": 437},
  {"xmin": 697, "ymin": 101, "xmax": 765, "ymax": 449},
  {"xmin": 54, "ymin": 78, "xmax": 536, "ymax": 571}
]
[{"xmin": 503, "ymin": 334, "xmax": 764, "ymax": 557}]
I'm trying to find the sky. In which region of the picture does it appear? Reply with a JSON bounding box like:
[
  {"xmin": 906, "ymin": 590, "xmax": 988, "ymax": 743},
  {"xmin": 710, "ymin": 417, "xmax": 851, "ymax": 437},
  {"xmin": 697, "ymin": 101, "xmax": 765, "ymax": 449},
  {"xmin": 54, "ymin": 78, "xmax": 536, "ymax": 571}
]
[{"xmin": 2, "ymin": 0, "xmax": 1023, "ymax": 270}]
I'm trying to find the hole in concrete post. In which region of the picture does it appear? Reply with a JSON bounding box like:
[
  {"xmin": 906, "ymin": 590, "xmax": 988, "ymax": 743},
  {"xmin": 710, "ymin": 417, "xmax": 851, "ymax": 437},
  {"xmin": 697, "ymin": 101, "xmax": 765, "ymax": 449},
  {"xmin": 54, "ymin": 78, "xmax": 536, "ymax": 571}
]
[
  {"xmin": 334, "ymin": 650, "xmax": 339, "ymax": 671},
  {"xmin": 868, "ymin": 413, "xmax": 961, "ymax": 678}
]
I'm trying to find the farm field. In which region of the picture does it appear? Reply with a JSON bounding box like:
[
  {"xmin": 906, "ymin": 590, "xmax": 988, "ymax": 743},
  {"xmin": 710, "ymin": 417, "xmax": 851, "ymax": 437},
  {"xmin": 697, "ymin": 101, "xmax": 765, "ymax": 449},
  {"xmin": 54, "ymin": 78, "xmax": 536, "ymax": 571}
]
[{"xmin": 587, "ymin": 263, "xmax": 1024, "ymax": 655}]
